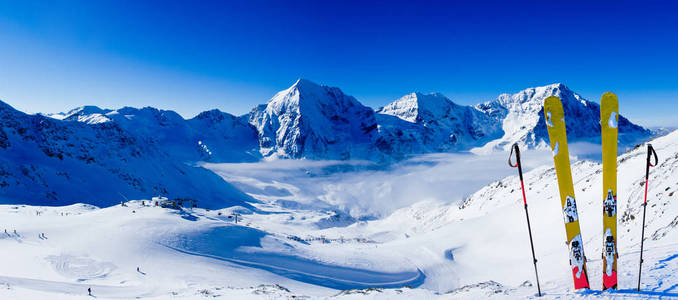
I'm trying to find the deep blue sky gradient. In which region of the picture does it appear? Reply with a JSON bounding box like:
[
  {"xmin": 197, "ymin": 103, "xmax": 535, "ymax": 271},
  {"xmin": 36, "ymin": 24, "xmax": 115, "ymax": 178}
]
[{"xmin": 1, "ymin": 1, "xmax": 677, "ymax": 126}]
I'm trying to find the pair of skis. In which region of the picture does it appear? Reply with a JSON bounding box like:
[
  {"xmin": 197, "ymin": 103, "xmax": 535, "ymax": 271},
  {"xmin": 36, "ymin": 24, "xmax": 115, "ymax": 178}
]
[
  {"xmin": 542, "ymin": 94, "xmax": 619, "ymax": 290},
  {"xmin": 513, "ymin": 95, "xmax": 660, "ymax": 293}
]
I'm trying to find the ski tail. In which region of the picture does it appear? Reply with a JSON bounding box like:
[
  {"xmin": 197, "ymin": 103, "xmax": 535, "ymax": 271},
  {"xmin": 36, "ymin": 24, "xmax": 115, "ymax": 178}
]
[
  {"xmin": 601, "ymin": 92, "xmax": 619, "ymax": 290},
  {"xmin": 543, "ymin": 96, "xmax": 590, "ymax": 290}
]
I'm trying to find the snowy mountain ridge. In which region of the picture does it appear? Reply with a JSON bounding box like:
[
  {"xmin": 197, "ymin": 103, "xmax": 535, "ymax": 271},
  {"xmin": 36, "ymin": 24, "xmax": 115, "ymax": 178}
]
[
  {"xmin": 473, "ymin": 83, "xmax": 649, "ymax": 153},
  {"xmin": 375, "ymin": 92, "xmax": 503, "ymax": 155},
  {"xmin": 44, "ymin": 79, "xmax": 652, "ymax": 162},
  {"xmin": 49, "ymin": 105, "xmax": 114, "ymax": 124},
  {"xmin": 377, "ymin": 92, "xmax": 456, "ymax": 123},
  {"xmin": 53, "ymin": 105, "xmax": 262, "ymax": 163},
  {"xmin": 0, "ymin": 100, "xmax": 255, "ymax": 208}
]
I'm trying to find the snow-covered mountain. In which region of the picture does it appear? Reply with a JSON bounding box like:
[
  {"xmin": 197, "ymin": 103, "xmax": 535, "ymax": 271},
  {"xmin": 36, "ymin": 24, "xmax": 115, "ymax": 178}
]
[
  {"xmin": 49, "ymin": 105, "xmax": 114, "ymax": 124},
  {"xmin": 0, "ymin": 100, "xmax": 254, "ymax": 208},
  {"xmin": 474, "ymin": 83, "xmax": 650, "ymax": 152},
  {"xmin": 51, "ymin": 106, "xmax": 261, "ymax": 163},
  {"xmin": 45, "ymin": 80, "xmax": 652, "ymax": 162},
  {"xmin": 248, "ymin": 79, "xmax": 381, "ymax": 160},
  {"xmin": 246, "ymin": 80, "xmax": 650, "ymax": 160},
  {"xmin": 0, "ymin": 104, "xmax": 674, "ymax": 299},
  {"xmin": 375, "ymin": 92, "xmax": 503, "ymax": 156}
]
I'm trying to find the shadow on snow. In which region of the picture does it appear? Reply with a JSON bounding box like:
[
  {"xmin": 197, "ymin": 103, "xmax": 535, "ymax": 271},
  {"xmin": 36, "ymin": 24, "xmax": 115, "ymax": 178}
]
[{"xmin": 162, "ymin": 225, "xmax": 425, "ymax": 290}]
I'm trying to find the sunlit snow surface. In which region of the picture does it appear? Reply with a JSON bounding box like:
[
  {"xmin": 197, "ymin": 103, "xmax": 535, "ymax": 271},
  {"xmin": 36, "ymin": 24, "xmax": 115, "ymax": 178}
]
[{"xmin": 1, "ymin": 132, "xmax": 678, "ymax": 299}]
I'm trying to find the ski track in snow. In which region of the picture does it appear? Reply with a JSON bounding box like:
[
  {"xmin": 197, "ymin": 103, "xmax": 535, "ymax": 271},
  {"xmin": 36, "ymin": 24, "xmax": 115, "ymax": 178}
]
[{"xmin": 163, "ymin": 244, "xmax": 426, "ymax": 290}]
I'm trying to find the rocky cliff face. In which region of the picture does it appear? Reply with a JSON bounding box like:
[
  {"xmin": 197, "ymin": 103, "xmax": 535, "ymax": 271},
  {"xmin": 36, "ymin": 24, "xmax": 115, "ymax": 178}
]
[{"xmin": 248, "ymin": 79, "xmax": 380, "ymax": 160}]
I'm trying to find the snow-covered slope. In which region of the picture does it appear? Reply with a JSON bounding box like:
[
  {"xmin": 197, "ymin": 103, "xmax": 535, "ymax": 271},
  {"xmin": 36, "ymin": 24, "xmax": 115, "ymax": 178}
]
[
  {"xmin": 248, "ymin": 79, "xmax": 381, "ymax": 160},
  {"xmin": 187, "ymin": 109, "xmax": 261, "ymax": 162},
  {"xmin": 474, "ymin": 83, "xmax": 650, "ymax": 153},
  {"xmin": 0, "ymin": 130, "xmax": 676, "ymax": 299},
  {"xmin": 0, "ymin": 100, "xmax": 254, "ymax": 208},
  {"xmin": 376, "ymin": 92, "xmax": 502, "ymax": 156},
  {"xmin": 358, "ymin": 130, "xmax": 678, "ymax": 298}
]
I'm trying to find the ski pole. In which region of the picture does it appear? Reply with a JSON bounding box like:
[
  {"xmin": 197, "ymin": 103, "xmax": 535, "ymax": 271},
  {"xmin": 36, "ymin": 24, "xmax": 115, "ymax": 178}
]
[
  {"xmin": 509, "ymin": 143, "xmax": 542, "ymax": 297},
  {"xmin": 637, "ymin": 143, "xmax": 658, "ymax": 291}
]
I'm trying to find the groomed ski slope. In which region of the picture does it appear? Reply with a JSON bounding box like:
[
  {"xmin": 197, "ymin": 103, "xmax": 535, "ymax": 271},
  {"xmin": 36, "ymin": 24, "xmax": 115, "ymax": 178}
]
[
  {"xmin": 0, "ymin": 131, "xmax": 676, "ymax": 299},
  {"xmin": 0, "ymin": 203, "xmax": 425, "ymax": 299}
]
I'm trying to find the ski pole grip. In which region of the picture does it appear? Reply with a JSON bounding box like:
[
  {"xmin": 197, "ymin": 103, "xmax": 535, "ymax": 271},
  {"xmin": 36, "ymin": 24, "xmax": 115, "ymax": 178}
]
[
  {"xmin": 647, "ymin": 144, "xmax": 658, "ymax": 167},
  {"xmin": 509, "ymin": 143, "xmax": 519, "ymax": 168}
]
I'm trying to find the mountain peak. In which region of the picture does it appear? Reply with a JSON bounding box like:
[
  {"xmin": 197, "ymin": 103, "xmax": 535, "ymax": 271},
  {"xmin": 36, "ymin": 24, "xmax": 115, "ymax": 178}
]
[
  {"xmin": 534, "ymin": 82, "xmax": 573, "ymax": 96},
  {"xmin": 490, "ymin": 83, "xmax": 579, "ymax": 108},
  {"xmin": 406, "ymin": 92, "xmax": 450, "ymax": 102},
  {"xmin": 269, "ymin": 79, "xmax": 324, "ymax": 105},
  {"xmin": 283, "ymin": 78, "xmax": 330, "ymax": 98},
  {"xmin": 193, "ymin": 109, "xmax": 225, "ymax": 120},
  {"xmin": 376, "ymin": 91, "xmax": 504, "ymax": 153},
  {"xmin": 192, "ymin": 109, "xmax": 242, "ymax": 124},
  {"xmin": 473, "ymin": 82, "xmax": 650, "ymax": 152},
  {"xmin": 378, "ymin": 92, "xmax": 455, "ymax": 123},
  {"xmin": 265, "ymin": 79, "xmax": 360, "ymax": 116},
  {"xmin": 249, "ymin": 79, "xmax": 379, "ymax": 159},
  {"xmin": 55, "ymin": 105, "xmax": 110, "ymax": 117},
  {"xmin": 544, "ymin": 82, "xmax": 567, "ymax": 90},
  {"xmin": 71, "ymin": 105, "xmax": 108, "ymax": 114},
  {"xmin": 292, "ymin": 78, "xmax": 320, "ymax": 88},
  {"xmin": 49, "ymin": 105, "xmax": 113, "ymax": 124}
]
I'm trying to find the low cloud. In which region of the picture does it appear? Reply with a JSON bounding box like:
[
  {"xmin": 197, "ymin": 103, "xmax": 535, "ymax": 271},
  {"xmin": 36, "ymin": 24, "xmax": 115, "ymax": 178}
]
[{"xmin": 204, "ymin": 148, "xmax": 581, "ymax": 218}]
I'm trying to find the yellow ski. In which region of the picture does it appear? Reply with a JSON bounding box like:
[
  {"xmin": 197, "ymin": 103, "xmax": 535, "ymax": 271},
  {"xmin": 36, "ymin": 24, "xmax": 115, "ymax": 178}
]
[
  {"xmin": 601, "ymin": 92, "xmax": 619, "ymax": 290},
  {"xmin": 543, "ymin": 96, "xmax": 590, "ymax": 289}
]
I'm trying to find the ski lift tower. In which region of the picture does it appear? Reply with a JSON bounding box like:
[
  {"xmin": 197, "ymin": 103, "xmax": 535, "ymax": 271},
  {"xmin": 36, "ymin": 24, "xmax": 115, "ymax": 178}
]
[
  {"xmin": 118, "ymin": 192, "xmax": 130, "ymax": 207},
  {"xmin": 229, "ymin": 213, "xmax": 242, "ymax": 224}
]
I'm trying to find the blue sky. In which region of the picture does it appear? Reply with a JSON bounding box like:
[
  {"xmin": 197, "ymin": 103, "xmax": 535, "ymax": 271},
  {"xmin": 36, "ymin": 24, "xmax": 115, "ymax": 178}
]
[{"xmin": 0, "ymin": 1, "xmax": 676, "ymax": 126}]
